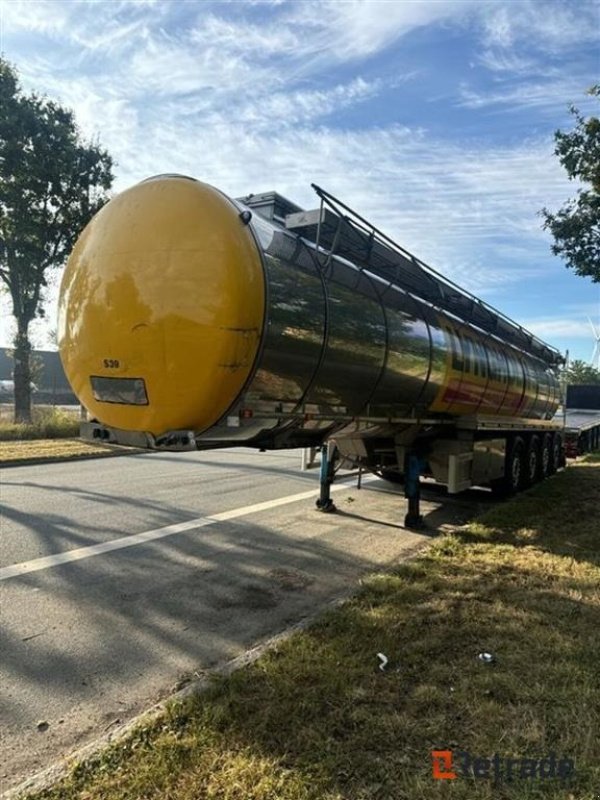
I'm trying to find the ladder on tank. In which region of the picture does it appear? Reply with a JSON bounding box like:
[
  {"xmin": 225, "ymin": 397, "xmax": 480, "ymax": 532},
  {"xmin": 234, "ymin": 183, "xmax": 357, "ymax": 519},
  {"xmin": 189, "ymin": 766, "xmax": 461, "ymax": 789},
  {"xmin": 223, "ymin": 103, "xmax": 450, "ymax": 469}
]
[
  {"xmin": 285, "ymin": 185, "xmax": 563, "ymax": 368},
  {"xmin": 285, "ymin": 184, "xmax": 564, "ymax": 529}
]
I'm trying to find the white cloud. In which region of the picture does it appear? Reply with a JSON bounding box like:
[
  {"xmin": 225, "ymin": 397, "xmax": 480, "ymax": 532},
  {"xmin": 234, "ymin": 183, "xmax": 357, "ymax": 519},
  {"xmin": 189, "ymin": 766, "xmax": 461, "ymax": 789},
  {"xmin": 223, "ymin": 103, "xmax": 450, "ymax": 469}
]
[
  {"xmin": 523, "ymin": 318, "xmax": 599, "ymax": 339},
  {"xmin": 285, "ymin": 0, "xmax": 476, "ymax": 62},
  {"xmin": 184, "ymin": 1, "xmax": 477, "ymax": 70},
  {"xmin": 477, "ymin": 50, "xmax": 545, "ymax": 76},
  {"xmin": 0, "ymin": 0, "xmax": 69, "ymax": 37},
  {"xmin": 127, "ymin": 32, "xmax": 269, "ymax": 96},
  {"xmin": 482, "ymin": 6, "xmax": 513, "ymax": 48},
  {"xmin": 88, "ymin": 118, "xmax": 571, "ymax": 299},
  {"xmin": 215, "ymin": 77, "xmax": 385, "ymax": 129},
  {"xmin": 458, "ymin": 77, "xmax": 593, "ymax": 113},
  {"xmin": 469, "ymin": 1, "xmax": 599, "ymax": 115},
  {"xmin": 2, "ymin": 0, "xmax": 477, "ymax": 77},
  {"xmin": 189, "ymin": 13, "xmax": 301, "ymax": 57},
  {"xmin": 481, "ymin": 0, "xmax": 599, "ymax": 53},
  {"xmin": 1, "ymin": 0, "xmax": 595, "ymax": 355},
  {"xmin": 0, "ymin": 0, "xmax": 160, "ymax": 53},
  {"xmin": 4, "ymin": 123, "xmax": 567, "ymax": 347}
]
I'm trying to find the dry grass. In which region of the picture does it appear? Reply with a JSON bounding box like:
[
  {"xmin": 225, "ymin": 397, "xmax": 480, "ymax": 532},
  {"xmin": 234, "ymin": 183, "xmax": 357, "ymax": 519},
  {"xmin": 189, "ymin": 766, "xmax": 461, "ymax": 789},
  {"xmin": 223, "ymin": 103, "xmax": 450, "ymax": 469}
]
[
  {"xmin": 25, "ymin": 456, "xmax": 600, "ymax": 800},
  {"xmin": 0, "ymin": 405, "xmax": 79, "ymax": 441},
  {"xmin": 0, "ymin": 438, "xmax": 124, "ymax": 464}
]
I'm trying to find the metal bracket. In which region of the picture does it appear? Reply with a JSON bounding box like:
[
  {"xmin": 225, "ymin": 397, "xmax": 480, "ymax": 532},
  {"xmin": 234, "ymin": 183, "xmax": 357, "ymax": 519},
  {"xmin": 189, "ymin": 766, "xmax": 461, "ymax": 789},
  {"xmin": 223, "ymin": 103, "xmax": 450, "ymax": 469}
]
[
  {"xmin": 316, "ymin": 441, "xmax": 337, "ymax": 513},
  {"xmin": 403, "ymin": 452, "xmax": 426, "ymax": 529}
]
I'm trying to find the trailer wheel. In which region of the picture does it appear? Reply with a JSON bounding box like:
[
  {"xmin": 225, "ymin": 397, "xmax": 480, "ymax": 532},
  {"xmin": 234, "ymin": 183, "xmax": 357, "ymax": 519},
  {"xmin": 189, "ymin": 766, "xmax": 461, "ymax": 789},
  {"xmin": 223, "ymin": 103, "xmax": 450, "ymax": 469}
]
[
  {"xmin": 510, "ymin": 437, "xmax": 526, "ymax": 492},
  {"xmin": 541, "ymin": 433, "xmax": 552, "ymax": 478},
  {"xmin": 525, "ymin": 435, "xmax": 541, "ymax": 485},
  {"xmin": 491, "ymin": 436, "xmax": 525, "ymax": 496},
  {"xmin": 549, "ymin": 433, "xmax": 563, "ymax": 473}
]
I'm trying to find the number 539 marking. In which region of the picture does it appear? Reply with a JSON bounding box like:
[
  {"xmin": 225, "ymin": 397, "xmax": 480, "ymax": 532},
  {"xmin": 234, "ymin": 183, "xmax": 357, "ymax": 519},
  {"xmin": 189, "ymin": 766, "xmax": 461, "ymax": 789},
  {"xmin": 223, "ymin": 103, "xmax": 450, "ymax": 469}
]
[{"xmin": 103, "ymin": 359, "xmax": 120, "ymax": 368}]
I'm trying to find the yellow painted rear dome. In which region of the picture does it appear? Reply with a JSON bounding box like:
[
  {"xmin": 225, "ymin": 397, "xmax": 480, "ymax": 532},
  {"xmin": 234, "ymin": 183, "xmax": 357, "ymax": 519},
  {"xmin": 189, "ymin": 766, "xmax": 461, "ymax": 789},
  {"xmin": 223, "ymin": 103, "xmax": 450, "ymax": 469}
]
[{"xmin": 58, "ymin": 176, "xmax": 265, "ymax": 435}]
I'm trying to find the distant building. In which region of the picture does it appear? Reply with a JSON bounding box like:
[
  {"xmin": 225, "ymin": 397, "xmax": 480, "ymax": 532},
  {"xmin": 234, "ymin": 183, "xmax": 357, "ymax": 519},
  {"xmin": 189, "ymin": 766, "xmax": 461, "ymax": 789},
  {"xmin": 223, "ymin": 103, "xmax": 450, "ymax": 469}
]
[{"xmin": 0, "ymin": 348, "xmax": 78, "ymax": 404}]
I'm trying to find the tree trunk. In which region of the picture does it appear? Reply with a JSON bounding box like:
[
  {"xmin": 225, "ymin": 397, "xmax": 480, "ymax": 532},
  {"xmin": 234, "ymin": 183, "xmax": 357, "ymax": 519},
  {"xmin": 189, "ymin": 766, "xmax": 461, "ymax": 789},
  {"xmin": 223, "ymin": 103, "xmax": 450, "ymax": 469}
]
[{"xmin": 13, "ymin": 321, "xmax": 32, "ymax": 424}]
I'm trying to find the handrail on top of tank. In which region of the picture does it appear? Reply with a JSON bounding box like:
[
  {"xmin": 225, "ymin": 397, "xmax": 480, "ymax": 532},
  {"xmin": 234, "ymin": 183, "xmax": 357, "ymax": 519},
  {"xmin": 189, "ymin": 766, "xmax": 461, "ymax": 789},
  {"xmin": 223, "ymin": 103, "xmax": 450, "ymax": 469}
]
[{"xmin": 310, "ymin": 184, "xmax": 564, "ymax": 368}]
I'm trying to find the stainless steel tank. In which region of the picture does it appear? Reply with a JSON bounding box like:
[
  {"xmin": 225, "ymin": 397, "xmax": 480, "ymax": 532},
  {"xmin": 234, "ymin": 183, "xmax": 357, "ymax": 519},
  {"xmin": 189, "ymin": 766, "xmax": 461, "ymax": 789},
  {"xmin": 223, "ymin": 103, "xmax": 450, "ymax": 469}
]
[{"xmin": 58, "ymin": 176, "xmax": 560, "ymax": 445}]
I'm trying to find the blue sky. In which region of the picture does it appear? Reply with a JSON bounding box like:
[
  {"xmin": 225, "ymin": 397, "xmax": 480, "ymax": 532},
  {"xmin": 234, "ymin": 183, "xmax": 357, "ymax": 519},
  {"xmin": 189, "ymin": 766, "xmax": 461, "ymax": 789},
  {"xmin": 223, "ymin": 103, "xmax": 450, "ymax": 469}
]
[{"xmin": 1, "ymin": 0, "xmax": 599, "ymax": 363}]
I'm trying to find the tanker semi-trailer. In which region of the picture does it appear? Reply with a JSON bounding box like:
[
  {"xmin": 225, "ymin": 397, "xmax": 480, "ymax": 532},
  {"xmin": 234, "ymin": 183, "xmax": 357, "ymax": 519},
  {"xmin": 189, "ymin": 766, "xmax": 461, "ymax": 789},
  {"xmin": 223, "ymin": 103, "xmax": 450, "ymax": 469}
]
[{"xmin": 58, "ymin": 174, "xmax": 566, "ymax": 525}]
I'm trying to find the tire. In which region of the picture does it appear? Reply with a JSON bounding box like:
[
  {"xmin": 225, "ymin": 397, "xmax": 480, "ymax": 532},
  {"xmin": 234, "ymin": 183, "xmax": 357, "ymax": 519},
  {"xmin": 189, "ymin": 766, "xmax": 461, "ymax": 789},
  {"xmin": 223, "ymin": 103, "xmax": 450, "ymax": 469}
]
[
  {"xmin": 491, "ymin": 436, "xmax": 525, "ymax": 496},
  {"xmin": 549, "ymin": 433, "xmax": 564, "ymax": 472},
  {"xmin": 508, "ymin": 436, "xmax": 526, "ymax": 492},
  {"xmin": 525, "ymin": 434, "xmax": 541, "ymax": 486},
  {"xmin": 540, "ymin": 433, "xmax": 552, "ymax": 479}
]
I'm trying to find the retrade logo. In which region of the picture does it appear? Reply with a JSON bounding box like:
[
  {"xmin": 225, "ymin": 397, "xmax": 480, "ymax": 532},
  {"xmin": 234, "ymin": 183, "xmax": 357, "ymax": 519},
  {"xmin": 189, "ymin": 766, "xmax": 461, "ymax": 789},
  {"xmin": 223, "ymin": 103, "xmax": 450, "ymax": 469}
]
[
  {"xmin": 431, "ymin": 750, "xmax": 574, "ymax": 782},
  {"xmin": 431, "ymin": 750, "xmax": 457, "ymax": 780}
]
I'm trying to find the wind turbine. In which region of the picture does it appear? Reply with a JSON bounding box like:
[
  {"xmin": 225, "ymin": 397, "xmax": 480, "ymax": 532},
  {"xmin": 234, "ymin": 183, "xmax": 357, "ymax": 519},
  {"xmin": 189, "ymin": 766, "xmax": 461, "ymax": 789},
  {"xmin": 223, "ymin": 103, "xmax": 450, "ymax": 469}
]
[{"xmin": 588, "ymin": 316, "xmax": 600, "ymax": 369}]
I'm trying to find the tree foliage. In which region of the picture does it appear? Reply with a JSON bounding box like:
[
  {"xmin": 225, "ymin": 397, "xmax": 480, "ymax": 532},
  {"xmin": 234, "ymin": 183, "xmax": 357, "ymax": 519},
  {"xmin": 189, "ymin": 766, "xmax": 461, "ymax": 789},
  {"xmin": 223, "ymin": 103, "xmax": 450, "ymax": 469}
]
[
  {"xmin": 0, "ymin": 57, "xmax": 113, "ymax": 421},
  {"xmin": 542, "ymin": 86, "xmax": 600, "ymax": 283},
  {"xmin": 564, "ymin": 359, "xmax": 600, "ymax": 386}
]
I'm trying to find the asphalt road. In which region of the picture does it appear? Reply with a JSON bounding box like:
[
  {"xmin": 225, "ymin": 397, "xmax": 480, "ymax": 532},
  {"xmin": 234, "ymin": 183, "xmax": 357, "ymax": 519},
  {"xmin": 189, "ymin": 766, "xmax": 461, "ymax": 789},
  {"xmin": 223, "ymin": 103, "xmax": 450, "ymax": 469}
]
[{"xmin": 0, "ymin": 448, "xmax": 492, "ymax": 793}]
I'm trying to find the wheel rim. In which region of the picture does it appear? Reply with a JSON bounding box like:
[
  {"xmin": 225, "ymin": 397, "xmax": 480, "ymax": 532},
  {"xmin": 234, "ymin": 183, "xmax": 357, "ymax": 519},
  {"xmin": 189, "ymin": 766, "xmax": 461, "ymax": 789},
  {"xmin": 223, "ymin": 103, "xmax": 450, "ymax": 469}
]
[
  {"xmin": 512, "ymin": 455, "xmax": 521, "ymax": 488},
  {"xmin": 553, "ymin": 442, "xmax": 560, "ymax": 468},
  {"xmin": 542, "ymin": 445, "xmax": 550, "ymax": 475},
  {"xmin": 529, "ymin": 450, "xmax": 537, "ymax": 481}
]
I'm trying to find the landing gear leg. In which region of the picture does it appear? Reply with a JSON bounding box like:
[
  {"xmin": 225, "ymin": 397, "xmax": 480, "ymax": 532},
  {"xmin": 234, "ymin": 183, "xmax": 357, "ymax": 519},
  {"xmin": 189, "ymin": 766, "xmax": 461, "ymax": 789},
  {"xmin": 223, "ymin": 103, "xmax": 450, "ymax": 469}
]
[
  {"xmin": 404, "ymin": 452, "xmax": 425, "ymax": 529},
  {"xmin": 316, "ymin": 441, "xmax": 337, "ymax": 513}
]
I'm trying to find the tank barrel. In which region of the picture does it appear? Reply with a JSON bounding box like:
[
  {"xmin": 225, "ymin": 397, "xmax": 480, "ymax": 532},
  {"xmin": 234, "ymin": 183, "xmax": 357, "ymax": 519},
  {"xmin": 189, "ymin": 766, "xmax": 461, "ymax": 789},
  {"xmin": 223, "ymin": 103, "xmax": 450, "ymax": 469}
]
[{"xmin": 59, "ymin": 175, "xmax": 561, "ymax": 446}]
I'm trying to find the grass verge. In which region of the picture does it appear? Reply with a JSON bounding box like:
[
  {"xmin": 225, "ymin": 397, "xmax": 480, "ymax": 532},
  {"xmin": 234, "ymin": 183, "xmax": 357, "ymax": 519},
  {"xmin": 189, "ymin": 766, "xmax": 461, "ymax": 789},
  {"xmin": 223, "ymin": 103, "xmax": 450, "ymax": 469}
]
[
  {"xmin": 0, "ymin": 438, "xmax": 127, "ymax": 464},
  {"xmin": 24, "ymin": 456, "xmax": 600, "ymax": 800},
  {"xmin": 0, "ymin": 406, "xmax": 79, "ymax": 441}
]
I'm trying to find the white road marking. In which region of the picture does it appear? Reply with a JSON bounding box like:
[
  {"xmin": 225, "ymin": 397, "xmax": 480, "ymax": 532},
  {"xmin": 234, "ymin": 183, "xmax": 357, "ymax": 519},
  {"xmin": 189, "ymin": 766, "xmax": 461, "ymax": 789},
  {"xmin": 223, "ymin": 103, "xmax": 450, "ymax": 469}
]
[{"xmin": 0, "ymin": 477, "xmax": 373, "ymax": 581}]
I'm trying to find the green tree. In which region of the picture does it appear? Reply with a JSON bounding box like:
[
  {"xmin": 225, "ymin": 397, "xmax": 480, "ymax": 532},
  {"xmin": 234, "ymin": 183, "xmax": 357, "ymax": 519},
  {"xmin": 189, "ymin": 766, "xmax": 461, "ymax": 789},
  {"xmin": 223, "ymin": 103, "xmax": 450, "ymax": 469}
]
[
  {"xmin": 5, "ymin": 347, "xmax": 44, "ymax": 388},
  {"xmin": 0, "ymin": 58, "xmax": 113, "ymax": 422},
  {"xmin": 564, "ymin": 359, "xmax": 600, "ymax": 385},
  {"xmin": 542, "ymin": 86, "xmax": 600, "ymax": 283}
]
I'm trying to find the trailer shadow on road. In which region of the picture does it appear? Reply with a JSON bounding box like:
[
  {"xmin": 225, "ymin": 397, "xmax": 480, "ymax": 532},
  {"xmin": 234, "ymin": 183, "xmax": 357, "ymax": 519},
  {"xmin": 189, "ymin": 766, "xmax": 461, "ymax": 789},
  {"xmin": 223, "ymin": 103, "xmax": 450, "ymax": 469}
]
[{"xmin": 0, "ymin": 467, "xmax": 501, "ymax": 792}]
